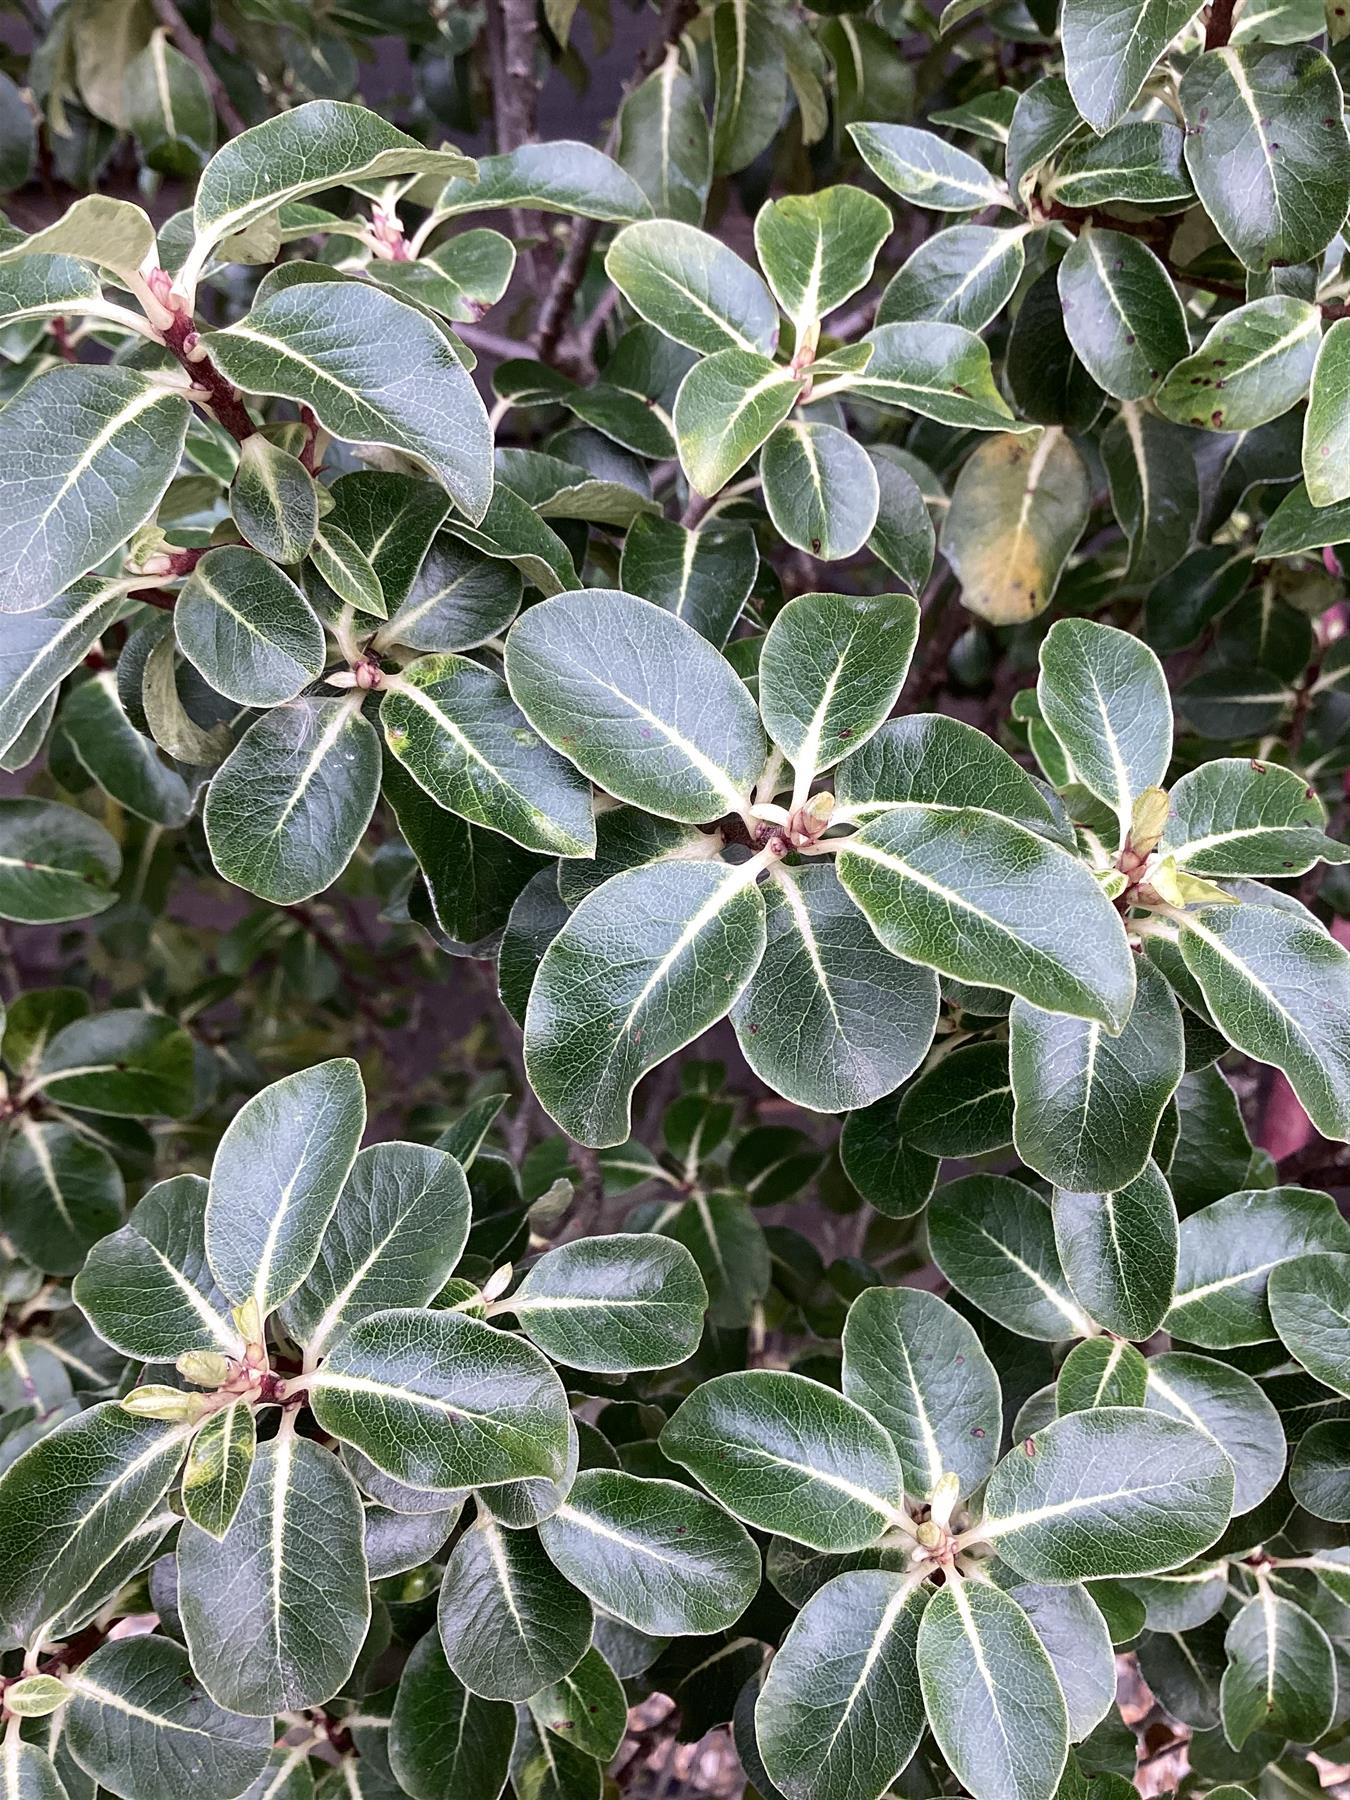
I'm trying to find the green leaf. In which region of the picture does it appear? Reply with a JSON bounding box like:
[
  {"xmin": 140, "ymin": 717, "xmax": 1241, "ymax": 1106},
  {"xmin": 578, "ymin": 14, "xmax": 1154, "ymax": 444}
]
[
  {"xmin": 281, "ymin": 1142, "xmax": 470, "ymax": 1357},
  {"xmin": 389, "ymin": 1630, "xmax": 515, "ymax": 1800},
  {"xmin": 504, "ymin": 1233, "xmax": 707, "ymax": 1373},
  {"xmin": 1048, "ymin": 123, "xmax": 1192, "ymax": 207},
  {"xmin": 897, "ymin": 1041, "xmax": 1014, "ymax": 1157},
  {"xmin": 662, "ymin": 1189, "xmax": 772, "ymax": 1328},
  {"xmin": 661, "ymin": 1369, "xmax": 905, "ymax": 1550},
  {"xmin": 206, "ymin": 270, "xmax": 492, "ymax": 523},
  {"xmin": 1162, "ymin": 757, "xmax": 1350, "ymax": 878},
  {"xmin": 0, "ymin": 251, "xmax": 102, "ymax": 334},
  {"xmin": 1166, "ymin": 1185, "xmax": 1350, "ymax": 1347},
  {"xmin": 837, "ymin": 713, "xmax": 1065, "ymax": 840},
  {"xmin": 1038, "ymin": 617, "xmax": 1171, "ymax": 831},
  {"xmin": 536, "ymin": 1467, "xmax": 762, "ymax": 1634},
  {"xmin": 1257, "ymin": 480, "xmax": 1350, "ymax": 556},
  {"xmin": 74, "ymin": 1173, "xmax": 241, "ymax": 1361},
  {"xmin": 505, "ymin": 588, "xmax": 765, "ymax": 823},
  {"xmin": 1269, "ymin": 1251, "xmax": 1350, "ymax": 1397},
  {"xmin": 760, "ymin": 589, "xmax": 919, "ymax": 780},
  {"xmin": 0, "ymin": 798, "xmax": 120, "ymax": 924},
  {"xmin": 1058, "ymin": 1338, "xmax": 1148, "ymax": 1412},
  {"xmin": 60, "ymin": 672, "xmax": 190, "ymax": 827},
  {"xmin": 842, "ymin": 1286, "xmax": 1001, "ymax": 1501},
  {"xmin": 1057, "ymin": 231, "xmax": 1189, "ymax": 403},
  {"xmin": 318, "ymin": 470, "xmax": 452, "ymax": 618},
  {"xmin": 380, "ymin": 533, "xmax": 522, "ymax": 655},
  {"xmin": 0, "ymin": 367, "xmax": 189, "ymax": 615},
  {"xmin": 837, "ymin": 804, "xmax": 1135, "ymax": 1030},
  {"xmin": 229, "ymin": 432, "xmax": 318, "ymax": 564},
  {"xmin": 1101, "ymin": 404, "xmax": 1199, "ymax": 585},
  {"xmin": 940, "ymin": 429, "xmax": 1089, "ymax": 624},
  {"xmin": 527, "ymin": 1648, "xmax": 627, "ymax": 1762},
  {"xmin": 0, "ymin": 577, "xmax": 126, "ymax": 763},
  {"xmin": 876, "ymin": 224, "xmax": 1028, "ymax": 332},
  {"xmin": 1178, "ymin": 903, "xmax": 1350, "ymax": 1140},
  {"xmin": 618, "ymin": 515, "xmax": 758, "ymax": 650},
  {"xmin": 1220, "ymin": 1592, "xmax": 1336, "ymax": 1748},
  {"xmin": 309, "ymin": 520, "xmax": 385, "ymax": 618},
  {"xmin": 126, "ymin": 28, "xmax": 214, "ymax": 174},
  {"xmin": 33, "ymin": 1008, "xmax": 195, "ymax": 1117},
  {"xmin": 605, "ymin": 220, "xmax": 779, "ymax": 356},
  {"xmin": 981, "ymin": 1407, "xmax": 1235, "ymax": 1580},
  {"xmin": 760, "ymin": 420, "xmax": 881, "ymax": 560},
  {"xmin": 175, "ymin": 546, "xmax": 324, "ymax": 707},
  {"xmin": 0, "ymin": 1118, "xmax": 122, "ymax": 1276},
  {"xmin": 65, "ymin": 1635, "xmax": 271, "ymax": 1800},
  {"xmin": 712, "ymin": 0, "xmax": 786, "ymax": 175},
  {"xmin": 1179, "ymin": 44, "xmax": 1350, "ymax": 271},
  {"xmin": 1012, "ymin": 959, "xmax": 1184, "ymax": 1192},
  {"xmin": 731, "ymin": 863, "xmax": 940, "ymax": 1113},
  {"xmin": 1144, "ymin": 1350, "xmax": 1285, "ymax": 1515},
  {"xmin": 0, "ymin": 1742, "xmax": 68, "ymax": 1800},
  {"xmin": 1062, "ymin": 0, "xmax": 1201, "ymax": 131},
  {"xmin": 0, "ymin": 1403, "xmax": 190, "ymax": 1645},
  {"xmin": 510, "ymin": 1707, "xmax": 603, "ymax": 1800},
  {"xmin": 1289, "ymin": 1419, "xmax": 1350, "ymax": 1521},
  {"xmin": 381, "ymin": 654, "xmax": 596, "ymax": 857},
  {"xmin": 431, "ymin": 141, "xmax": 650, "ymax": 223},
  {"xmin": 368, "ymin": 230, "xmax": 515, "ymax": 325},
  {"xmin": 1053, "ymin": 1162, "xmax": 1179, "ymax": 1342},
  {"xmin": 1302, "ymin": 316, "xmax": 1350, "ymax": 506},
  {"xmin": 188, "ymin": 100, "xmax": 474, "ymax": 274},
  {"xmin": 917, "ymin": 1579, "xmax": 1068, "ymax": 1800},
  {"xmin": 753, "ymin": 185, "xmax": 892, "ymax": 340},
  {"xmin": 845, "ymin": 322, "xmax": 1017, "ymax": 432},
  {"xmin": 181, "ymin": 1398, "xmax": 256, "ymax": 1540},
  {"xmin": 615, "ymin": 56, "xmax": 711, "ymax": 226},
  {"xmin": 756, "ymin": 1569, "xmax": 928, "ymax": 1800},
  {"xmin": 204, "ymin": 696, "xmax": 381, "ymax": 903},
  {"xmin": 438, "ymin": 1517, "xmax": 590, "ymax": 1701},
  {"xmin": 1157, "ymin": 297, "xmax": 1321, "ymax": 432},
  {"xmin": 206, "ymin": 1057, "xmax": 365, "ymax": 1317},
  {"xmin": 0, "ymin": 196, "xmax": 152, "ymax": 284},
  {"xmin": 672, "ymin": 350, "xmax": 803, "ymax": 496},
  {"xmin": 849, "ymin": 122, "xmax": 1010, "ymax": 212},
  {"xmin": 307, "ymin": 1307, "xmax": 572, "ymax": 1491},
  {"xmin": 930, "ymin": 1173, "xmax": 1098, "ymax": 1341},
  {"xmin": 178, "ymin": 1433, "xmax": 370, "ymax": 1714},
  {"xmin": 524, "ymin": 860, "xmax": 767, "ymax": 1147}
]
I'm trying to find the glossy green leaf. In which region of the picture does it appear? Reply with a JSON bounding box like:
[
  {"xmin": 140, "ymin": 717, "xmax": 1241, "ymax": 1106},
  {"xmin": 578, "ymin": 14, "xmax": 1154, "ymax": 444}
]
[
  {"xmin": 1220, "ymin": 1591, "xmax": 1336, "ymax": 1748},
  {"xmin": 849, "ymin": 122, "xmax": 1010, "ymax": 212},
  {"xmin": 74, "ymin": 1173, "xmax": 240, "ymax": 1361},
  {"xmin": 0, "ymin": 251, "xmax": 102, "ymax": 335},
  {"xmin": 1048, "ymin": 123, "xmax": 1192, "ymax": 208},
  {"xmin": 204, "ymin": 696, "xmax": 381, "ymax": 904},
  {"xmin": 1012, "ymin": 959, "xmax": 1184, "ymax": 1193},
  {"xmin": 1038, "ymin": 618, "xmax": 1171, "ymax": 830},
  {"xmin": 618, "ymin": 514, "xmax": 757, "ymax": 650},
  {"xmin": 1303, "ymin": 316, "xmax": 1350, "ymax": 507},
  {"xmin": 0, "ymin": 799, "xmax": 120, "ymax": 925},
  {"xmin": 432, "ymin": 141, "xmax": 650, "ymax": 222},
  {"xmin": 981, "ymin": 1407, "xmax": 1235, "ymax": 1580},
  {"xmin": 756, "ymin": 1569, "xmax": 928, "ymax": 1800},
  {"xmin": 59, "ymin": 673, "xmax": 189, "ymax": 827},
  {"xmin": 33, "ymin": 1009, "xmax": 195, "ymax": 1117},
  {"xmin": 1053, "ymin": 1162, "xmax": 1179, "ymax": 1342},
  {"xmin": 0, "ymin": 578, "xmax": 125, "ymax": 763},
  {"xmin": 842, "ymin": 1286, "xmax": 1001, "ymax": 1501},
  {"xmin": 537, "ymin": 1467, "xmax": 762, "ymax": 1634},
  {"xmin": 527, "ymin": 1647, "xmax": 627, "ymax": 1761},
  {"xmin": 505, "ymin": 1233, "xmax": 707, "ymax": 1373},
  {"xmin": 0, "ymin": 194, "xmax": 155, "ymax": 284},
  {"xmin": 181, "ymin": 1398, "xmax": 256, "ymax": 1540},
  {"xmin": 1061, "ymin": 0, "xmax": 1201, "ymax": 130},
  {"xmin": 1162, "ymin": 757, "xmax": 1350, "ymax": 878},
  {"xmin": 877, "ymin": 224, "xmax": 1027, "ymax": 332},
  {"xmin": 731, "ymin": 863, "xmax": 940, "ymax": 1114},
  {"xmin": 1144, "ymin": 1350, "xmax": 1285, "ymax": 1516},
  {"xmin": 506, "ymin": 587, "xmax": 764, "ymax": 823},
  {"xmin": 1057, "ymin": 231, "xmax": 1189, "ymax": 403},
  {"xmin": 930, "ymin": 1173, "xmax": 1097, "ymax": 1342},
  {"xmin": 754, "ymin": 185, "xmax": 891, "ymax": 339},
  {"xmin": 380, "ymin": 533, "xmax": 522, "ymax": 655},
  {"xmin": 524, "ymin": 860, "xmax": 767, "ymax": 1148},
  {"xmin": 65, "ymin": 1635, "xmax": 271, "ymax": 1800},
  {"xmin": 1157, "ymin": 297, "xmax": 1321, "ymax": 432},
  {"xmin": 176, "ymin": 546, "xmax": 324, "ymax": 707},
  {"xmin": 845, "ymin": 321, "xmax": 1017, "ymax": 432},
  {"xmin": 369, "ymin": 229, "xmax": 515, "ymax": 324},
  {"xmin": 1101, "ymin": 403, "xmax": 1199, "ymax": 585},
  {"xmin": 712, "ymin": 0, "xmax": 786, "ymax": 175},
  {"xmin": 229, "ymin": 433, "xmax": 318, "ymax": 564},
  {"xmin": 389, "ymin": 1630, "xmax": 514, "ymax": 1800},
  {"xmin": 0, "ymin": 1118, "xmax": 122, "ymax": 1277},
  {"xmin": 615, "ymin": 55, "xmax": 711, "ymax": 225},
  {"xmin": 281, "ymin": 1142, "xmax": 470, "ymax": 1357},
  {"xmin": 662, "ymin": 1189, "xmax": 772, "ymax": 1329},
  {"xmin": 1178, "ymin": 904, "xmax": 1350, "ymax": 1141},
  {"xmin": 1166, "ymin": 1185, "xmax": 1350, "ymax": 1347},
  {"xmin": 1269, "ymin": 1251, "xmax": 1350, "ymax": 1397},
  {"xmin": 0, "ymin": 367, "xmax": 189, "ymax": 615},
  {"xmin": 917, "ymin": 1579, "xmax": 1068, "ymax": 1800},
  {"xmin": 837, "ymin": 804, "xmax": 1135, "ymax": 1030},
  {"xmin": 308, "ymin": 1307, "xmax": 572, "ymax": 1491},
  {"xmin": 0, "ymin": 1742, "xmax": 68, "ymax": 1800},
  {"xmin": 605, "ymin": 220, "xmax": 778, "ymax": 356},
  {"xmin": 437, "ymin": 1517, "xmax": 590, "ymax": 1701},
  {"xmin": 1289, "ymin": 1419, "xmax": 1350, "ymax": 1521},
  {"xmin": 1179, "ymin": 44, "xmax": 1350, "ymax": 271},
  {"xmin": 1058, "ymin": 1338, "xmax": 1148, "ymax": 1413},
  {"xmin": 896, "ymin": 1040, "xmax": 1014, "ymax": 1157},
  {"xmin": 672, "ymin": 350, "xmax": 803, "ymax": 496},
  {"xmin": 206, "ymin": 270, "xmax": 492, "ymax": 523},
  {"xmin": 760, "ymin": 420, "xmax": 880, "ymax": 561},
  {"xmin": 206, "ymin": 1057, "xmax": 365, "ymax": 1316},
  {"xmin": 661, "ymin": 1369, "xmax": 905, "ymax": 1550},
  {"xmin": 836, "ymin": 712, "xmax": 1064, "ymax": 839},
  {"xmin": 309, "ymin": 520, "xmax": 384, "ymax": 618}
]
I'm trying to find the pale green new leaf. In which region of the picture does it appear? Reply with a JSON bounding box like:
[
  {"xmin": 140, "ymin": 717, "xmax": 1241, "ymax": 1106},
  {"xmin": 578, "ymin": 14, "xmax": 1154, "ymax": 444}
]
[
  {"xmin": 181, "ymin": 1398, "xmax": 256, "ymax": 1541},
  {"xmin": 753, "ymin": 185, "xmax": 891, "ymax": 339},
  {"xmin": 849, "ymin": 123, "xmax": 1010, "ymax": 212},
  {"xmin": 672, "ymin": 349, "xmax": 803, "ymax": 495},
  {"xmin": 1302, "ymin": 316, "xmax": 1350, "ymax": 507}
]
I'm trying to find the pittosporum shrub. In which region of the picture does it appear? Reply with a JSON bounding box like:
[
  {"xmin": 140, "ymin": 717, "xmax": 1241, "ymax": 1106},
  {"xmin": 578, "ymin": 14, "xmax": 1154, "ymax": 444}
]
[{"xmin": 4, "ymin": 1, "xmax": 1350, "ymax": 1797}]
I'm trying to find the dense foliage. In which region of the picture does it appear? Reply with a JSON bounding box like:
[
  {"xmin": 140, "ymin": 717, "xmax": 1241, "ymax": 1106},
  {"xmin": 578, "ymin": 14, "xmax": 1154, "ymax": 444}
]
[{"xmin": 3, "ymin": 0, "xmax": 1350, "ymax": 1797}]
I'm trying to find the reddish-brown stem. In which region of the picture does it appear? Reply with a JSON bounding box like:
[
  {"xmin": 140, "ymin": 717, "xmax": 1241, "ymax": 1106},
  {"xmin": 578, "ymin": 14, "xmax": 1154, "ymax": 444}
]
[
  {"xmin": 159, "ymin": 307, "xmax": 257, "ymax": 443},
  {"xmin": 1205, "ymin": 0, "xmax": 1239, "ymax": 48}
]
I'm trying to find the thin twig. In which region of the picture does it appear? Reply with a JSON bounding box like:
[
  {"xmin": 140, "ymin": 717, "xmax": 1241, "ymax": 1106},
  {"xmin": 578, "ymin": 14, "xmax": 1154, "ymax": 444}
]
[
  {"xmin": 151, "ymin": 0, "xmax": 247, "ymax": 136},
  {"xmin": 1204, "ymin": 0, "xmax": 1239, "ymax": 49}
]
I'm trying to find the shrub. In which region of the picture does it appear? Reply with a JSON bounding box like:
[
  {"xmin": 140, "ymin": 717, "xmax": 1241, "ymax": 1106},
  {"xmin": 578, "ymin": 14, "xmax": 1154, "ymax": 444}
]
[{"xmin": 1, "ymin": 2, "xmax": 1350, "ymax": 1798}]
